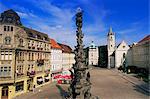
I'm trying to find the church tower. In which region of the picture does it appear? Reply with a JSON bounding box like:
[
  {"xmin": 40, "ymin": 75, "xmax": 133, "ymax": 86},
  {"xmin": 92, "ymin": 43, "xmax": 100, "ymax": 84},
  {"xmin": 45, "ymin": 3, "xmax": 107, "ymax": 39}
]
[{"xmin": 107, "ymin": 27, "xmax": 115, "ymax": 68}]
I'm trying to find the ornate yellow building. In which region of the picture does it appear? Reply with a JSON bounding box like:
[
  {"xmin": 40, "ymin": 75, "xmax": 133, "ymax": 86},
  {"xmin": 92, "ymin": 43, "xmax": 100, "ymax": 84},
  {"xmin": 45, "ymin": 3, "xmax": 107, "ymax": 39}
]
[{"xmin": 0, "ymin": 9, "xmax": 51, "ymax": 99}]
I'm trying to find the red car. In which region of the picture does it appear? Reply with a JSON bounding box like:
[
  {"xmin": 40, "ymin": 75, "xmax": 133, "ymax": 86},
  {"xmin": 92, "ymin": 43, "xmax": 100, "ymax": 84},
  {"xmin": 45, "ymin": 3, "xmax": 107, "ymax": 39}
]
[{"xmin": 57, "ymin": 75, "xmax": 72, "ymax": 84}]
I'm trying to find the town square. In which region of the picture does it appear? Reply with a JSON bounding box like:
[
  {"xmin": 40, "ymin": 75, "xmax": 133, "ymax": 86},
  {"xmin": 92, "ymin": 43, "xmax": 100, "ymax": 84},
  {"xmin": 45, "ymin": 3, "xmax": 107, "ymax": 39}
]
[{"xmin": 0, "ymin": 0, "xmax": 149, "ymax": 99}]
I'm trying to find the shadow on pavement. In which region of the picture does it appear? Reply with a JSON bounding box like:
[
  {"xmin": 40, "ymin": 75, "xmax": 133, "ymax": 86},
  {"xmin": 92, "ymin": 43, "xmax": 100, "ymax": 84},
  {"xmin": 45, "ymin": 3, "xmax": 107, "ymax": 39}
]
[
  {"xmin": 133, "ymin": 83, "xmax": 150, "ymax": 96},
  {"xmin": 56, "ymin": 84, "xmax": 70, "ymax": 99}
]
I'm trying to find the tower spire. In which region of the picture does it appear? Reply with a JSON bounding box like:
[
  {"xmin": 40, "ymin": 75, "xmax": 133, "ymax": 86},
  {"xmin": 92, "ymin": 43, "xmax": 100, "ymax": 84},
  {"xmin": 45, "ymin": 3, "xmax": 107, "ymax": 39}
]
[
  {"xmin": 108, "ymin": 26, "xmax": 114, "ymax": 36},
  {"xmin": 109, "ymin": 26, "xmax": 113, "ymax": 33}
]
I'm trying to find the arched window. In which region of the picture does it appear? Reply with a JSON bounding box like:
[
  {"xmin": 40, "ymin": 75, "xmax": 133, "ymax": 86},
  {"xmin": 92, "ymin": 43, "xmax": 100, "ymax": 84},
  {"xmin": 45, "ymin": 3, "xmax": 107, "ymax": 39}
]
[
  {"xmin": 123, "ymin": 53, "xmax": 126, "ymax": 59},
  {"xmin": 19, "ymin": 39, "xmax": 23, "ymax": 46},
  {"xmin": 5, "ymin": 36, "xmax": 11, "ymax": 45}
]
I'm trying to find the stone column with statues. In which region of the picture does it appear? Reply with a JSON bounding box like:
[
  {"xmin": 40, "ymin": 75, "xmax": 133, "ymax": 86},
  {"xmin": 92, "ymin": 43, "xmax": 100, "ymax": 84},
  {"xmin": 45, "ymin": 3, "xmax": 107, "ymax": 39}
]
[{"xmin": 69, "ymin": 8, "xmax": 93, "ymax": 99}]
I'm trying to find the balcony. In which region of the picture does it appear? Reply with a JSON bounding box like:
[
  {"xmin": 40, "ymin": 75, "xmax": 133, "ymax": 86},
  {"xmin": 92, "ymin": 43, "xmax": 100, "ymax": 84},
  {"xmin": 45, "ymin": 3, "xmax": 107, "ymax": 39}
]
[
  {"xmin": 27, "ymin": 71, "xmax": 35, "ymax": 78},
  {"xmin": 37, "ymin": 59, "xmax": 44, "ymax": 66},
  {"xmin": 45, "ymin": 69, "xmax": 50, "ymax": 74},
  {"xmin": 16, "ymin": 72, "xmax": 24, "ymax": 77}
]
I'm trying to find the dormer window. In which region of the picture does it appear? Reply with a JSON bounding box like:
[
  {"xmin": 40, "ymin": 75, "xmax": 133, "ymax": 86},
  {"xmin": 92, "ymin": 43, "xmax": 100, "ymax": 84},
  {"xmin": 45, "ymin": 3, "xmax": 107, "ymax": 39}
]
[
  {"xmin": 7, "ymin": 26, "xmax": 10, "ymax": 31},
  {"xmin": 5, "ymin": 36, "xmax": 11, "ymax": 45},
  {"xmin": 4, "ymin": 26, "xmax": 13, "ymax": 31},
  {"xmin": 7, "ymin": 18, "xmax": 12, "ymax": 22},
  {"xmin": 0, "ymin": 18, "xmax": 2, "ymax": 21}
]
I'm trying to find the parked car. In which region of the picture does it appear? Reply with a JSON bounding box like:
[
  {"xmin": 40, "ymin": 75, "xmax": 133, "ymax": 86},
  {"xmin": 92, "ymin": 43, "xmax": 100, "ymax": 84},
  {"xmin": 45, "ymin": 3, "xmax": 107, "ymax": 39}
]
[{"xmin": 57, "ymin": 75, "xmax": 72, "ymax": 84}]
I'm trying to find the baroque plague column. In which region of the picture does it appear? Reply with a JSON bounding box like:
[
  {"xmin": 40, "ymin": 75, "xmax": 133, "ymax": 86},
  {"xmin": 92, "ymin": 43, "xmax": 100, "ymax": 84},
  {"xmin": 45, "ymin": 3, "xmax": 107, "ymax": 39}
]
[{"xmin": 69, "ymin": 8, "xmax": 92, "ymax": 99}]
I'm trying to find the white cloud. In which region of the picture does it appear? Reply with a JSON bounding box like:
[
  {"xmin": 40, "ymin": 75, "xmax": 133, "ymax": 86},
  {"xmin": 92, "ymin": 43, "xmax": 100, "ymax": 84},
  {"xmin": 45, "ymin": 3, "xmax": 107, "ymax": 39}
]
[
  {"xmin": 28, "ymin": 0, "xmax": 75, "ymax": 26},
  {"xmin": 118, "ymin": 28, "xmax": 136, "ymax": 35},
  {"xmin": 8, "ymin": 0, "xmax": 109, "ymax": 48},
  {"xmin": 16, "ymin": 11, "xmax": 28, "ymax": 18}
]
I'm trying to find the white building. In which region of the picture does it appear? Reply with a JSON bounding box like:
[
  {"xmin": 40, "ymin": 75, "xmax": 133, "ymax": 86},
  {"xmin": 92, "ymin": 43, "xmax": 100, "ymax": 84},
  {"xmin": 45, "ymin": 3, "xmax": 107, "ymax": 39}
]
[
  {"xmin": 107, "ymin": 27, "xmax": 116, "ymax": 68},
  {"xmin": 115, "ymin": 41, "xmax": 130, "ymax": 68},
  {"xmin": 50, "ymin": 39, "xmax": 62, "ymax": 81},
  {"xmin": 88, "ymin": 41, "xmax": 99, "ymax": 66},
  {"xmin": 58, "ymin": 43, "xmax": 75, "ymax": 73},
  {"xmin": 107, "ymin": 27, "xmax": 129, "ymax": 68}
]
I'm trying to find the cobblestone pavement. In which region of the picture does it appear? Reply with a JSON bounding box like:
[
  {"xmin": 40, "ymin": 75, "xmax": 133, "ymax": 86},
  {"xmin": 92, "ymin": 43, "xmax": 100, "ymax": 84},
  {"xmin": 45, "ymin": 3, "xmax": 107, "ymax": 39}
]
[{"xmin": 15, "ymin": 68, "xmax": 149, "ymax": 99}]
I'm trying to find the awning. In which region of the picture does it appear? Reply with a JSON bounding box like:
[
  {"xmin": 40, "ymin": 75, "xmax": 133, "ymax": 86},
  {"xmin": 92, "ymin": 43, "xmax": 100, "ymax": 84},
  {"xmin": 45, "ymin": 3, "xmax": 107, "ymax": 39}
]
[
  {"xmin": 37, "ymin": 78, "xmax": 43, "ymax": 82},
  {"xmin": 51, "ymin": 69, "xmax": 62, "ymax": 73},
  {"xmin": 45, "ymin": 77, "xmax": 49, "ymax": 79}
]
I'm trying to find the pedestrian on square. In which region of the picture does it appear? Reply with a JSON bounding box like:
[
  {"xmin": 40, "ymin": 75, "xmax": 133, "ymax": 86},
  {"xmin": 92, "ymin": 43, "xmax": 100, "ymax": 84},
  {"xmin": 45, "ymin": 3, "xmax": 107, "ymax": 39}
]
[{"xmin": 33, "ymin": 85, "xmax": 35, "ymax": 93}]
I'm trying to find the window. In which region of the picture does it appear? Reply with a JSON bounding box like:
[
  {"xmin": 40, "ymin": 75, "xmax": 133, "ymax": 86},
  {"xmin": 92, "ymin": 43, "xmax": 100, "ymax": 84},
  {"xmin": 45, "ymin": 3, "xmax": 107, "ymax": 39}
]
[
  {"xmin": 29, "ymin": 53, "xmax": 31, "ymax": 60},
  {"xmin": 0, "ymin": 67, "xmax": 3, "ymax": 72},
  {"xmin": 123, "ymin": 53, "xmax": 126, "ymax": 59},
  {"xmin": 38, "ymin": 53, "xmax": 39, "ymax": 59},
  {"xmin": 31, "ymin": 65, "xmax": 34, "ymax": 69},
  {"xmin": 4, "ymin": 26, "xmax": 7, "ymax": 31},
  {"xmin": 0, "ymin": 66, "xmax": 11, "ymax": 77},
  {"xmin": 40, "ymin": 53, "xmax": 42, "ymax": 59},
  {"xmin": 32, "ymin": 53, "xmax": 34, "ymax": 60},
  {"xmin": 32, "ymin": 41, "xmax": 34, "ymax": 46},
  {"xmin": 7, "ymin": 26, "xmax": 10, "ymax": 31},
  {"xmin": 0, "ymin": 51, "xmax": 12, "ymax": 60},
  {"xmin": 15, "ymin": 81, "xmax": 24, "ymax": 92},
  {"xmin": 123, "ymin": 46, "xmax": 125, "ymax": 48},
  {"xmin": 9, "ymin": 52, "xmax": 12, "ymax": 60},
  {"xmin": 5, "ymin": 52, "xmax": 9, "ymax": 60},
  {"xmin": 28, "ymin": 65, "xmax": 30, "ymax": 71},
  {"xmin": 17, "ymin": 65, "xmax": 23, "ymax": 75},
  {"xmin": 11, "ymin": 26, "xmax": 13, "ymax": 31},
  {"xmin": 7, "ymin": 18, "xmax": 12, "ymax": 22},
  {"xmin": 111, "ymin": 45, "xmax": 112, "ymax": 47},
  {"xmin": 19, "ymin": 52, "xmax": 22, "ymax": 60},
  {"xmin": 3, "ymin": 26, "xmax": 12, "ymax": 31},
  {"xmin": 5, "ymin": 36, "xmax": 11, "ymax": 45},
  {"xmin": 1, "ymin": 52, "xmax": 4, "ymax": 60}
]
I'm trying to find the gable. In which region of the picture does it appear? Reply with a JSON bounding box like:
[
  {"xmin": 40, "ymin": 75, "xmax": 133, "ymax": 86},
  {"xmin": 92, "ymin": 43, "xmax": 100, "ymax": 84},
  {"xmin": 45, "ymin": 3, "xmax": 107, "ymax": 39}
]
[{"xmin": 116, "ymin": 41, "xmax": 129, "ymax": 51}]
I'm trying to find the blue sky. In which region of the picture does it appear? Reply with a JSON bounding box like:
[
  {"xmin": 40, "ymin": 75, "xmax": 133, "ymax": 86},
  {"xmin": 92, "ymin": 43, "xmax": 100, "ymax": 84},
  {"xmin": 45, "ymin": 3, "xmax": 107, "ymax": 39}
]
[{"xmin": 0, "ymin": 0, "xmax": 149, "ymax": 48}]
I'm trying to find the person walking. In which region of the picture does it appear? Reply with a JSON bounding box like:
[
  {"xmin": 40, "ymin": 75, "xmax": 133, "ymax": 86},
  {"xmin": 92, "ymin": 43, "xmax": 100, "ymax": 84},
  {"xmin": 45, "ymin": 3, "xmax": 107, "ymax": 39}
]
[{"xmin": 33, "ymin": 85, "xmax": 35, "ymax": 93}]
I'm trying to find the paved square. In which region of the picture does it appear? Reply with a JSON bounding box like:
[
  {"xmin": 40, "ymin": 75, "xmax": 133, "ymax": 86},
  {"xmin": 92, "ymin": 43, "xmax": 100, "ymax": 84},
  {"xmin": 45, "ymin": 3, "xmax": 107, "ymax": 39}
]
[{"xmin": 14, "ymin": 68, "xmax": 149, "ymax": 99}]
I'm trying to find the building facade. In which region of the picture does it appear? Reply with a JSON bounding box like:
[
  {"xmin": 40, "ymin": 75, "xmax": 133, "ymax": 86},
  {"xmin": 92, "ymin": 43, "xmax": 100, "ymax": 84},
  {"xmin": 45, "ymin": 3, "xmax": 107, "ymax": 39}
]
[
  {"xmin": 127, "ymin": 35, "xmax": 150, "ymax": 72},
  {"xmin": 107, "ymin": 27, "xmax": 129, "ymax": 68},
  {"xmin": 88, "ymin": 41, "xmax": 99, "ymax": 66},
  {"xmin": 58, "ymin": 43, "xmax": 75, "ymax": 72},
  {"xmin": 50, "ymin": 39, "xmax": 62, "ymax": 81},
  {"xmin": 0, "ymin": 9, "xmax": 51, "ymax": 99},
  {"xmin": 115, "ymin": 41, "xmax": 130, "ymax": 68},
  {"xmin": 98, "ymin": 45, "xmax": 108, "ymax": 67}
]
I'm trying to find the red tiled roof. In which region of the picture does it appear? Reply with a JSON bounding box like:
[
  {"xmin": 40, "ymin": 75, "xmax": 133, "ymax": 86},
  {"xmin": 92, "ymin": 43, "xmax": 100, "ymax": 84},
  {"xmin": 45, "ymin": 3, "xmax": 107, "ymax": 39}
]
[
  {"xmin": 138, "ymin": 35, "xmax": 150, "ymax": 43},
  {"xmin": 58, "ymin": 43, "xmax": 72, "ymax": 53},
  {"xmin": 50, "ymin": 39, "xmax": 62, "ymax": 49}
]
